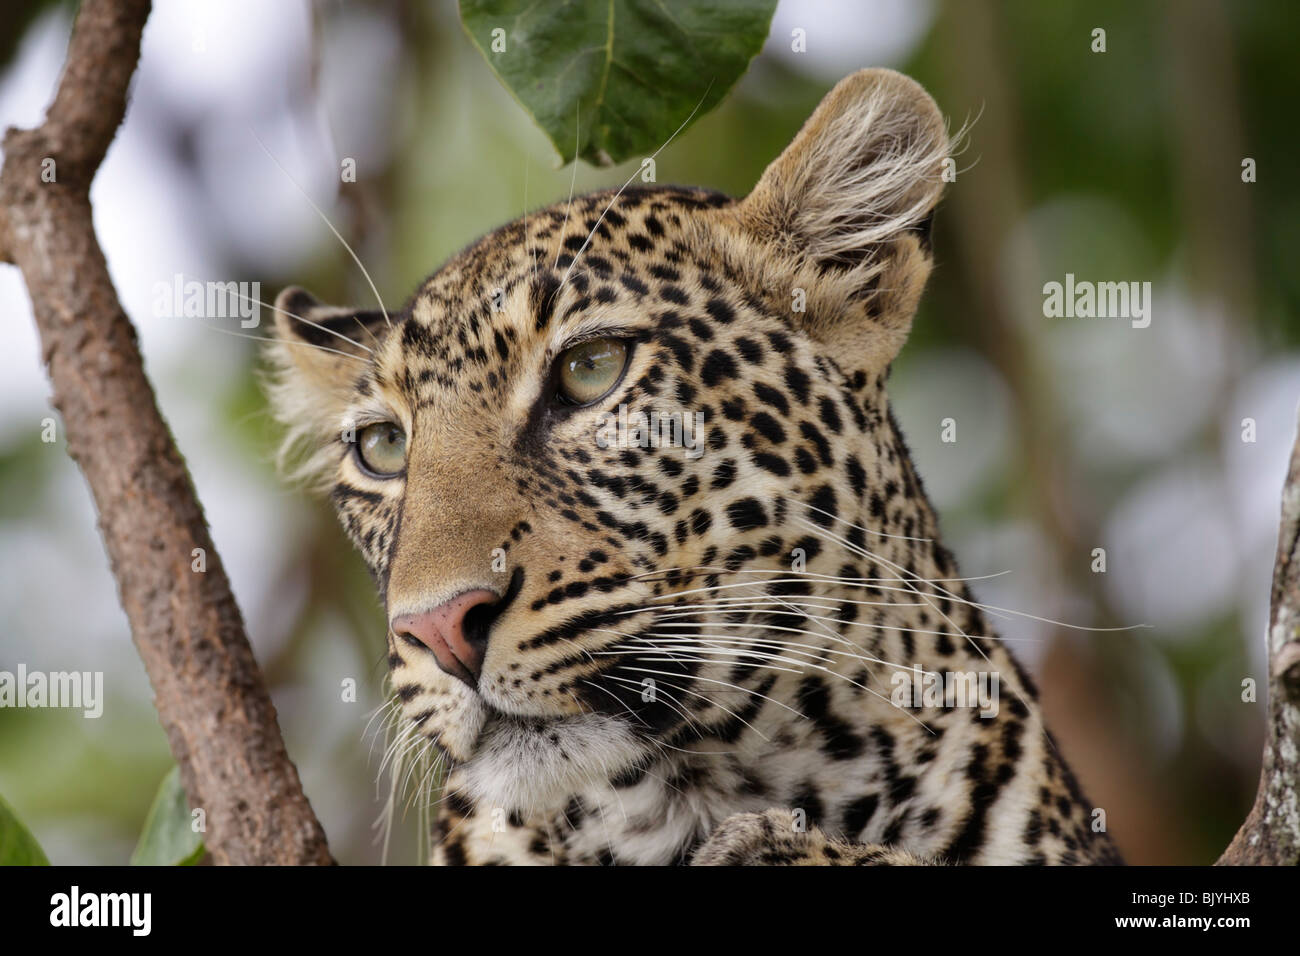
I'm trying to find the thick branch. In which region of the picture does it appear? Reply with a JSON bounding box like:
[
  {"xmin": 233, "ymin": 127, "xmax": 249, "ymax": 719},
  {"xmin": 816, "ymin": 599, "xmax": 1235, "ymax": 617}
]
[
  {"xmin": 0, "ymin": 0, "xmax": 332, "ymax": 865},
  {"xmin": 1218, "ymin": 409, "xmax": 1300, "ymax": 864}
]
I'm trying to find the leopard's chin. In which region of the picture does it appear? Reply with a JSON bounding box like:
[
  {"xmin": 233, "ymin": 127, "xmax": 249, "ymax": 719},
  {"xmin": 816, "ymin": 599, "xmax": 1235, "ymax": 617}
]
[{"xmin": 458, "ymin": 710, "xmax": 644, "ymax": 816}]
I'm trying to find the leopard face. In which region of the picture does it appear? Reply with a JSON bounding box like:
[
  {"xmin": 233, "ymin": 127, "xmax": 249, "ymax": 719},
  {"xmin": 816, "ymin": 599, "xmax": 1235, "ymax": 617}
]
[{"xmin": 268, "ymin": 69, "xmax": 1118, "ymax": 865}]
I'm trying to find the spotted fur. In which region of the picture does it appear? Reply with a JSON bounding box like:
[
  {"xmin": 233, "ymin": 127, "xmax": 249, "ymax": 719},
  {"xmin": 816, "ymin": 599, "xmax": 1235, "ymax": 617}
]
[{"xmin": 266, "ymin": 69, "xmax": 1121, "ymax": 865}]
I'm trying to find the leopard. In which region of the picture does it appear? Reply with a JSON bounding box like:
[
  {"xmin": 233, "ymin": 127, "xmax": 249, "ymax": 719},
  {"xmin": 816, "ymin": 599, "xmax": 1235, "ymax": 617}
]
[{"xmin": 265, "ymin": 68, "xmax": 1122, "ymax": 865}]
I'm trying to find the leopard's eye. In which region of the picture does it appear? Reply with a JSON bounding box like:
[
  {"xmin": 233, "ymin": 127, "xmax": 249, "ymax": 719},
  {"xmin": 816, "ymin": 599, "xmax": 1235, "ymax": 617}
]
[
  {"xmin": 356, "ymin": 422, "xmax": 406, "ymax": 476},
  {"xmin": 556, "ymin": 337, "xmax": 629, "ymax": 406}
]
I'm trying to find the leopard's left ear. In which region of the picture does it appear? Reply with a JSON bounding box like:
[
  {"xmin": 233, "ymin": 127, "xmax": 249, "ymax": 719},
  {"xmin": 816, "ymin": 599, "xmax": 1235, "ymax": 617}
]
[
  {"xmin": 262, "ymin": 286, "xmax": 391, "ymax": 486},
  {"xmin": 732, "ymin": 68, "xmax": 950, "ymax": 365}
]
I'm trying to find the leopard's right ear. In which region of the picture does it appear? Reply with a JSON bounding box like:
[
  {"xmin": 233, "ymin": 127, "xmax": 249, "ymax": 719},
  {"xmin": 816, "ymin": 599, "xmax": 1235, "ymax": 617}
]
[
  {"xmin": 730, "ymin": 69, "xmax": 951, "ymax": 369},
  {"xmin": 263, "ymin": 286, "xmax": 390, "ymax": 484},
  {"xmin": 269, "ymin": 286, "xmax": 388, "ymax": 385}
]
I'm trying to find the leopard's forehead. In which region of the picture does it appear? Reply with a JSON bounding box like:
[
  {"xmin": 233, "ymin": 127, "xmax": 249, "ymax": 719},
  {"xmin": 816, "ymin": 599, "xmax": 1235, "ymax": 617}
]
[
  {"xmin": 367, "ymin": 186, "xmax": 739, "ymax": 401},
  {"xmin": 416, "ymin": 185, "xmax": 734, "ymax": 313}
]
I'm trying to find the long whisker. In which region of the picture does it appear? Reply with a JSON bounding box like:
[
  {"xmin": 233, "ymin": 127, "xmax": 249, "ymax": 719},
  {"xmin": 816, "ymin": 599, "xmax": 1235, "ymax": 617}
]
[
  {"xmin": 523, "ymin": 155, "xmax": 536, "ymax": 283},
  {"xmin": 552, "ymin": 103, "xmax": 582, "ymax": 271},
  {"xmin": 623, "ymin": 563, "xmax": 1016, "ymax": 587},
  {"xmin": 199, "ymin": 323, "xmax": 368, "ymax": 364},
  {"xmin": 792, "ymin": 515, "xmax": 1150, "ymax": 633},
  {"xmin": 589, "ymin": 673, "xmax": 698, "ymax": 734},
  {"xmin": 251, "ymin": 128, "xmax": 392, "ymax": 328},
  {"xmin": 620, "ymin": 625, "xmax": 925, "ymax": 669},
  {"xmin": 608, "ymin": 665, "xmax": 804, "ymax": 719},
  {"xmin": 558, "ymin": 80, "xmax": 714, "ymax": 292},
  {"xmin": 598, "ymin": 674, "xmax": 757, "ymax": 747},
  {"xmin": 794, "ymin": 498, "xmax": 933, "ymax": 543},
  {"xmin": 226, "ymin": 289, "xmax": 374, "ymax": 353},
  {"xmin": 641, "ymin": 606, "xmax": 1028, "ymax": 645},
  {"xmin": 617, "ymin": 637, "xmax": 935, "ymax": 734},
  {"xmin": 790, "ymin": 514, "xmax": 1032, "ymax": 726}
]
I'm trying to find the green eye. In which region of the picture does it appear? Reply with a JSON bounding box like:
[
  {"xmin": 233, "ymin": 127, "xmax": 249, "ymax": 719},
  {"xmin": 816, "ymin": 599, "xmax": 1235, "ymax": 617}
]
[
  {"xmin": 557, "ymin": 337, "xmax": 629, "ymax": 406},
  {"xmin": 356, "ymin": 422, "xmax": 406, "ymax": 476}
]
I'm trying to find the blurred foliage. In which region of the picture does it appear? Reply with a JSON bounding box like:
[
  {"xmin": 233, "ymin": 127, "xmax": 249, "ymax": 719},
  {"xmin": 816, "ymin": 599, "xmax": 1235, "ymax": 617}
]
[
  {"xmin": 0, "ymin": 793, "xmax": 49, "ymax": 865},
  {"xmin": 1, "ymin": 0, "xmax": 1297, "ymax": 866}
]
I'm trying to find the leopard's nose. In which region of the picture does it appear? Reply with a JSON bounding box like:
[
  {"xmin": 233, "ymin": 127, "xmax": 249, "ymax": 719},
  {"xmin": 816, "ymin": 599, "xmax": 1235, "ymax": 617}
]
[{"xmin": 392, "ymin": 589, "xmax": 499, "ymax": 687}]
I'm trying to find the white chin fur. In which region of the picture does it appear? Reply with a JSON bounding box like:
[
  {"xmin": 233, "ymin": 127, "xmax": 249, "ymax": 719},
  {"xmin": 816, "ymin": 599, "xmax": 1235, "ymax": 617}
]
[{"xmin": 460, "ymin": 713, "xmax": 642, "ymax": 816}]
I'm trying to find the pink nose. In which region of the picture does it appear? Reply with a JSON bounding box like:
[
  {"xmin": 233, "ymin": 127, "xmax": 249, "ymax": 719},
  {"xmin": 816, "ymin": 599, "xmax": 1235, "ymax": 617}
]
[{"xmin": 392, "ymin": 589, "xmax": 498, "ymax": 687}]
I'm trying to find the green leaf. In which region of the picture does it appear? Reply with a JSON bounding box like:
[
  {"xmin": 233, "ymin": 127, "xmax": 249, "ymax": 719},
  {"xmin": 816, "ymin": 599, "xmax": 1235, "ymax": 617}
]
[
  {"xmin": 130, "ymin": 766, "xmax": 205, "ymax": 866},
  {"xmin": 460, "ymin": 0, "xmax": 777, "ymax": 165},
  {"xmin": 0, "ymin": 793, "xmax": 50, "ymax": 865}
]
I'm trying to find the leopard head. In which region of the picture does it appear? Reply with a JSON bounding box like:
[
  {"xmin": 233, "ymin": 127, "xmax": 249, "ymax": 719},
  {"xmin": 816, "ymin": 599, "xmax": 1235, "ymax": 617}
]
[{"xmin": 266, "ymin": 68, "xmax": 950, "ymax": 816}]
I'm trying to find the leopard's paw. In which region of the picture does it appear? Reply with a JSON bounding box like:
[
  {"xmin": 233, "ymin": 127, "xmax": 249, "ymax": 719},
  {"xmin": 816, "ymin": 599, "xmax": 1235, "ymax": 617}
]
[
  {"xmin": 693, "ymin": 808, "xmax": 932, "ymax": 866},
  {"xmin": 692, "ymin": 809, "xmax": 820, "ymax": 866}
]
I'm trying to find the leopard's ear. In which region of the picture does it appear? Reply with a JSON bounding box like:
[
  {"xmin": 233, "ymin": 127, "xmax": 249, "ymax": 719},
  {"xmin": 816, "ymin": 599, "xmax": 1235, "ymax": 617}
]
[
  {"xmin": 263, "ymin": 286, "xmax": 389, "ymax": 485},
  {"xmin": 268, "ymin": 286, "xmax": 387, "ymax": 386},
  {"xmin": 733, "ymin": 68, "xmax": 950, "ymax": 365}
]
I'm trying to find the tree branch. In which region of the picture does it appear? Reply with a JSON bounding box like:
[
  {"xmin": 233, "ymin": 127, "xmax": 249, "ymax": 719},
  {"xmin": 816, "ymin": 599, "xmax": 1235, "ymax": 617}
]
[
  {"xmin": 1218, "ymin": 409, "xmax": 1300, "ymax": 864},
  {"xmin": 0, "ymin": 0, "xmax": 332, "ymax": 865}
]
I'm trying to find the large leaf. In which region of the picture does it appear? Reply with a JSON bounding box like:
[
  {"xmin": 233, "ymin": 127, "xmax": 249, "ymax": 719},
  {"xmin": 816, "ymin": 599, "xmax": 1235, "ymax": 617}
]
[
  {"xmin": 0, "ymin": 793, "xmax": 50, "ymax": 865},
  {"xmin": 130, "ymin": 766, "xmax": 205, "ymax": 866},
  {"xmin": 460, "ymin": 0, "xmax": 777, "ymax": 165}
]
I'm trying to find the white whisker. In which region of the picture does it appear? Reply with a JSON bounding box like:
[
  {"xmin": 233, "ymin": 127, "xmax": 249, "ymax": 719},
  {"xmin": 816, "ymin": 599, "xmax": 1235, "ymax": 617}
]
[
  {"xmin": 201, "ymin": 322, "xmax": 369, "ymax": 363},
  {"xmin": 227, "ymin": 289, "xmax": 374, "ymax": 352},
  {"xmin": 251, "ymin": 128, "xmax": 392, "ymax": 328},
  {"xmin": 558, "ymin": 81, "xmax": 714, "ymax": 292}
]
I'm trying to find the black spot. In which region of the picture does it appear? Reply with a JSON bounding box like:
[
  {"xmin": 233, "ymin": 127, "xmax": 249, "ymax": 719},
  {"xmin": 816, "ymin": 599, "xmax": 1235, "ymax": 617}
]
[
  {"xmin": 660, "ymin": 333, "xmax": 695, "ymax": 373},
  {"xmin": 620, "ymin": 274, "xmax": 650, "ymax": 296},
  {"xmin": 705, "ymin": 298, "xmax": 735, "ymax": 325},
  {"xmin": 799, "ymin": 421, "xmax": 833, "ymax": 466},
  {"xmin": 753, "ymin": 453, "xmax": 790, "ymax": 476},
  {"xmin": 796, "ymin": 677, "xmax": 864, "ymax": 760},
  {"xmin": 725, "ymin": 498, "xmax": 767, "ymax": 531},
  {"xmin": 688, "ymin": 317, "xmax": 713, "ymax": 340},
  {"xmin": 750, "ymin": 412, "xmax": 786, "ymax": 444},
  {"xmin": 734, "ymin": 336, "xmax": 763, "ymax": 363},
  {"xmin": 791, "ymin": 783, "xmax": 824, "ymax": 826},
  {"xmin": 807, "ymin": 484, "xmax": 837, "ymax": 526},
  {"xmin": 842, "ymin": 794, "xmax": 879, "ymax": 838},
  {"xmin": 817, "ymin": 397, "xmax": 843, "ymax": 434},
  {"xmin": 721, "ymin": 397, "xmax": 747, "ymax": 421},
  {"xmin": 701, "ymin": 349, "xmax": 738, "ymax": 386},
  {"xmin": 784, "ymin": 365, "xmax": 811, "ymax": 404},
  {"xmin": 753, "ymin": 382, "xmax": 790, "ymax": 415},
  {"xmin": 531, "ymin": 273, "xmax": 561, "ymax": 330},
  {"xmin": 711, "ymin": 459, "xmax": 737, "ymax": 489}
]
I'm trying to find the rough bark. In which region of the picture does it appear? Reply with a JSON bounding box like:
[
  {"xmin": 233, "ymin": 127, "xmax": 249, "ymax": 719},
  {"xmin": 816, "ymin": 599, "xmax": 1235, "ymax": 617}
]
[
  {"xmin": 0, "ymin": 0, "xmax": 332, "ymax": 865},
  {"xmin": 1218, "ymin": 411, "xmax": 1300, "ymax": 864}
]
